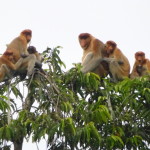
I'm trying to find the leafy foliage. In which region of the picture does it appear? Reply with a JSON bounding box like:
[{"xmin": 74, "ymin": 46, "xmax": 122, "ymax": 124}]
[{"xmin": 0, "ymin": 46, "xmax": 150, "ymax": 150}]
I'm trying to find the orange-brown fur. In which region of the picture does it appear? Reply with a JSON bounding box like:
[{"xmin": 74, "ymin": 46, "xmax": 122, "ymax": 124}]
[
  {"xmin": 6, "ymin": 29, "xmax": 32, "ymax": 63},
  {"xmin": 103, "ymin": 40, "xmax": 130, "ymax": 82},
  {"xmin": 0, "ymin": 51, "xmax": 17, "ymax": 81},
  {"xmin": 0, "ymin": 51, "xmax": 16, "ymax": 69}
]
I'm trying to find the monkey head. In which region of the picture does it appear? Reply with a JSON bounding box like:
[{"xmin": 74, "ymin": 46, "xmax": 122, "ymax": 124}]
[
  {"xmin": 135, "ymin": 51, "xmax": 145, "ymax": 65},
  {"xmin": 21, "ymin": 29, "xmax": 32, "ymax": 43},
  {"xmin": 27, "ymin": 46, "xmax": 37, "ymax": 54},
  {"xmin": 105, "ymin": 40, "xmax": 117, "ymax": 55},
  {"xmin": 79, "ymin": 33, "xmax": 91, "ymax": 50},
  {"xmin": 3, "ymin": 51, "xmax": 14, "ymax": 62}
]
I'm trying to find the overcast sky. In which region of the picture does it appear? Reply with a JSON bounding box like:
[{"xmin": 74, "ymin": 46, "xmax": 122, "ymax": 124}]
[{"xmin": 1, "ymin": 0, "xmax": 150, "ymax": 149}]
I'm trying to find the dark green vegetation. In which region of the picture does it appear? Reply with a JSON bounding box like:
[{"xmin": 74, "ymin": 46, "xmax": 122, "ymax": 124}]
[{"xmin": 0, "ymin": 47, "xmax": 150, "ymax": 150}]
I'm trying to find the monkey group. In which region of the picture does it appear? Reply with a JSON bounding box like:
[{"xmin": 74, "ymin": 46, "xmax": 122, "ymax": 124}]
[
  {"xmin": 0, "ymin": 29, "xmax": 44, "ymax": 82},
  {"xmin": 0, "ymin": 30, "xmax": 149, "ymax": 83},
  {"xmin": 79, "ymin": 33, "xmax": 150, "ymax": 82}
]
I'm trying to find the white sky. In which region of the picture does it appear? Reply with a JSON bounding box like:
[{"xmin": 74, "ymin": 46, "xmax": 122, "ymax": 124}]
[{"xmin": 1, "ymin": 0, "xmax": 150, "ymax": 149}]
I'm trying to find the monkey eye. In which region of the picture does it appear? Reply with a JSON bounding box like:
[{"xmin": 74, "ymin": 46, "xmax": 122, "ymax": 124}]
[
  {"xmin": 138, "ymin": 54, "xmax": 143, "ymax": 56},
  {"xmin": 80, "ymin": 36, "xmax": 87, "ymax": 39},
  {"xmin": 26, "ymin": 33, "xmax": 31, "ymax": 35},
  {"xmin": 24, "ymin": 32, "xmax": 32, "ymax": 36}
]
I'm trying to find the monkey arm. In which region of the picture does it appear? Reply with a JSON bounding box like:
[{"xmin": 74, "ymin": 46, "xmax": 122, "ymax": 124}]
[
  {"xmin": 21, "ymin": 53, "xmax": 29, "ymax": 58},
  {"xmin": 0, "ymin": 64, "xmax": 12, "ymax": 82},
  {"xmin": 34, "ymin": 53, "xmax": 43, "ymax": 68},
  {"xmin": 113, "ymin": 49, "xmax": 124, "ymax": 65},
  {"xmin": 102, "ymin": 58, "xmax": 115, "ymax": 63},
  {"xmin": 118, "ymin": 60, "xmax": 124, "ymax": 65},
  {"xmin": 33, "ymin": 52, "xmax": 43, "ymax": 68},
  {"xmin": 82, "ymin": 52, "xmax": 93, "ymax": 66},
  {"xmin": 130, "ymin": 63, "xmax": 139, "ymax": 79},
  {"xmin": 81, "ymin": 52, "xmax": 102, "ymax": 73},
  {"xmin": 102, "ymin": 58, "xmax": 124, "ymax": 65},
  {"xmin": 35, "ymin": 61, "xmax": 42, "ymax": 68},
  {"xmin": 35, "ymin": 53, "xmax": 44, "ymax": 62}
]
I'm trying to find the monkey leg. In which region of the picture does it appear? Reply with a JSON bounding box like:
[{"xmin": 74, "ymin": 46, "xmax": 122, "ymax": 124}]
[
  {"xmin": 15, "ymin": 58, "xmax": 24, "ymax": 69},
  {"xmin": 130, "ymin": 71, "xmax": 140, "ymax": 79},
  {"xmin": 14, "ymin": 54, "xmax": 36, "ymax": 78},
  {"xmin": 81, "ymin": 53, "xmax": 103, "ymax": 74},
  {"xmin": 109, "ymin": 61, "xmax": 126, "ymax": 82},
  {"xmin": 0, "ymin": 64, "xmax": 11, "ymax": 82},
  {"xmin": 26, "ymin": 54, "xmax": 36, "ymax": 75},
  {"xmin": 94, "ymin": 64, "xmax": 109, "ymax": 78}
]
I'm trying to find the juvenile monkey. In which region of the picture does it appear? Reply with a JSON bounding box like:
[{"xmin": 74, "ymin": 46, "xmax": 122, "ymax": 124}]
[
  {"xmin": 27, "ymin": 46, "xmax": 44, "ymax": 65},
  {"xmin": 130, "ymin": 51, "xmax": 150, "ymax": 79},
  {"xmin": 79, "ymin": 33, "xmax": 108, "ymax": 77},
  {"xmin": 102, "ymin": 41, "xmax": 130, "ymax": 82},
  {"xmin": 12, "ymin": 45, "xmax": 44, "ymax": 80},
  {"xmin": 27, "ymin": 46, "xmax": 45, "ymax": 75},
  {"xmin": 0, "ymin": 51, "xmax": 16, "ymax": 82}
]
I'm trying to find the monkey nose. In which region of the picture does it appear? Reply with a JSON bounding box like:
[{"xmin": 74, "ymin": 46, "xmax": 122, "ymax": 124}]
[{"xmin": 138, "ymin": 60, "xmax": 142, "ymax": 63}]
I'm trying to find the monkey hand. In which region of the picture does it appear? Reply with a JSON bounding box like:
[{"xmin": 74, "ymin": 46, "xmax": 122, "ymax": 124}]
[
  {"xmin": 101, "ymin": 58, "xmax": 108, "ymax": 62},
  {"xmin": 136, "ymin": 65, "xmax": 143, "ymax": 74},
  {"xmin": 101, "ymin": 58, "xmax": 113, "ymax": 63},
  {"xmin": 35, "ymin": 62, "xmax": 42, "ymax": 68},
  {"xmin": 118, "ymin": 60, "xmax": 124, "ymax": 65},
  {"xmin": 101, "ymin": 61, "xmax": 109, "ymax": 70},
  {"xmin": 21, "ymin": 54, "xmax": 29, "ymax": 58}
]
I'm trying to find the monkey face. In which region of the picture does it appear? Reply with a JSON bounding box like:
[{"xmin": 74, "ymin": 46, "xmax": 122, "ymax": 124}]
[
  {"xmin": 27, "ymin": 46, "xmax": 37, "ymax": 54},
  {"xmin": 135, "ymin": 52, "xmax": 145, "ymax": 64},
  {"xmin": 26, "ymin": 35, "xmax": 31, "ymax": 43},
  {"xmin": 105, "ymin": 41, "xmax": 116, "ymax": 55},
  {"xmin": 3, "ymin": 51, "xmax": 14, "ymax": 61},
  {"xmin": 137, "ymin": 56, "xmax": 144, "ymax": 63},
  {"xmin": 79, "ymin": 33, "xmax": 91, "ymax": 50},
  {"xmin": 21, "ymin": 29, "xmax": 32, "ymax": 43},
  {"xmin": 79, "ymin": 39, "xmax": 91, "ymax": 49},
  {"xmin": 105, "ymin": 45, "xmax": 114, "ymax": 54},
  {"xmin": 8, "ymin": 55, "xmax": 14, "ymax": 61}
]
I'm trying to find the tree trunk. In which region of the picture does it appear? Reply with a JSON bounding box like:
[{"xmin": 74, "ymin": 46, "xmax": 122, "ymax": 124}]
[
  {"xmin": 23, "ymin": 89, "xmax": 35, "ymax": 111},
  {"xmin": 13, "ymin": 90, "xmax": 33, "ymax": 150},
  {"xmin": 14, "ymin": 138, "xmax": 23, "ymax": 150}
]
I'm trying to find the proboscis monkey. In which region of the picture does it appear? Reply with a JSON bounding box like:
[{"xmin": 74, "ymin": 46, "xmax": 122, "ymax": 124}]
[
  {"xmin": 102, "ymin": 40, "xmax": 130, "ymax": 82},
  {"xmin": 6, "ymin": 29, "xmax": 32, "ymax": 62},
  {"xmin": 130, "ymin": 51, "xmax": 150, "ymax": 79},
  {"xmin": 79, "ymin": 33, "xmax": 108, "ymax": 77},
  {"xmin": 27, "ymin": 46, "xmax": 46, "ymax": 75},
  {"xmin": 4, "ymin": 29, "xmax": 36, "ymax": 77},
  {"xmin": 13, "ymin": 46, "xmax": 45, "ymax": 80},
  {"xmin": 27, "ymin": 46, "xmax": 44, "ymax": 66},
  {"xmin": 0, "ymin": 51, "xmax": 16, "ymax": 82}
]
